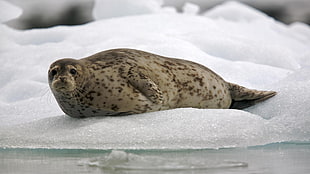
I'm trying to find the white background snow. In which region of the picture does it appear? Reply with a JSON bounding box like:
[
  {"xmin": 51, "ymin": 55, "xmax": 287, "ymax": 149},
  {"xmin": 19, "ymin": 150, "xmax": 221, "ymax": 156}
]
[{"xmin": 0, "ymin": 0, "xmax": 309, "ymax": 149}]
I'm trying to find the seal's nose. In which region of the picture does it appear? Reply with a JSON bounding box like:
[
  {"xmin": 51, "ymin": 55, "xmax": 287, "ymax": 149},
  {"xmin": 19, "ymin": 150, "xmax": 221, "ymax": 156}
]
[{"xmin": 59, "ymin": 77, "xmax": 66, "ymax": 82}]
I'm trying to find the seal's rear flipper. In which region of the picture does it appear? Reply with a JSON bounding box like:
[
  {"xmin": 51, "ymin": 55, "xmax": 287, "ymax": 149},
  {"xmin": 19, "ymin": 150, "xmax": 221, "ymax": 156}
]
[{"xmin": 228, "ymin": 82, "xmax": 277, "ymax": 109}]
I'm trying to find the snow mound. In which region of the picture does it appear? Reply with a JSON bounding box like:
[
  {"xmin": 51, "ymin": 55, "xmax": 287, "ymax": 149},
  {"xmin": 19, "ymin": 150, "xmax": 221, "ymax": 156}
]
[
  {"xmin": 182, "ymin": 2, "xmax": 200, "ymax": 15},
  {"xmin": 93, "ymin": 0, "xmax": 167, "ymax": 20},
  {"xmin": 0, "ymin": 0, "xmax": 22, "ymax": 23},
  {"xmin": 204, "ymin": 1, "xmax": 269, "ymax": 22}
]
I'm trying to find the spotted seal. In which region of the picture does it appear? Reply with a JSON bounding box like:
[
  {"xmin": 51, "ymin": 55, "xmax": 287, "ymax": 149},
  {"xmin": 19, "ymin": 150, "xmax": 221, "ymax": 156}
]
[{"xmin": 48, "ymin": 48, "xmax": 276, "ymax": 118}]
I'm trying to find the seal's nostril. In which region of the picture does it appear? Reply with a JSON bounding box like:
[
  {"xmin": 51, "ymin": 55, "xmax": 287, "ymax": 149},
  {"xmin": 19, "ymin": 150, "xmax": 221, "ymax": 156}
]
[{"xmin": 60, "ymin": 77, "xmax": 66, "ymax": 82}]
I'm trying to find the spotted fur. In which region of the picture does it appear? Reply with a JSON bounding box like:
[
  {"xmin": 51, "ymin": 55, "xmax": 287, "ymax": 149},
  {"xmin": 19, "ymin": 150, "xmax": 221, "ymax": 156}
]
[{"xmin": 48, "ymin": 48, "xmax": 276, "ymax": 118}]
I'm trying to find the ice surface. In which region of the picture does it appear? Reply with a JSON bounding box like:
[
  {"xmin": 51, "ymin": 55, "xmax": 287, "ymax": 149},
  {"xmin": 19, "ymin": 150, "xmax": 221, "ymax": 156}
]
[
  {"xmin": 0, "ymin": 1, "xmax": 309, "ymax": 149},
  {"xmin": 0, "ymin": 109, "xmax": 266, "ymax": 149}
]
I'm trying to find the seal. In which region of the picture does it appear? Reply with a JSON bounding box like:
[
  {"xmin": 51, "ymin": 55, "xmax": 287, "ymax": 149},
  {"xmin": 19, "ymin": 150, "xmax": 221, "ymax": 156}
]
[{"xmin": 48, "ymin": 48, "xmax": 276, "ymax": 118}]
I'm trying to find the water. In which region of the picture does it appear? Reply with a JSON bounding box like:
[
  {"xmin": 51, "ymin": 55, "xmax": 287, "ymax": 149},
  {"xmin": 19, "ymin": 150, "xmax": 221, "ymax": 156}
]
[{"xmin": 1, "ymin": 143, "xmax": 309, "ymax": 174}]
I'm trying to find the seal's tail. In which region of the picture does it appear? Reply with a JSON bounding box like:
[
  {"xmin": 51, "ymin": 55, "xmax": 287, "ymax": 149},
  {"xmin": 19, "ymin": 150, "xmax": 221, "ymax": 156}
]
[{"xmin": 228, "ymin": 82, "xmax": 277, "ymax": 109}]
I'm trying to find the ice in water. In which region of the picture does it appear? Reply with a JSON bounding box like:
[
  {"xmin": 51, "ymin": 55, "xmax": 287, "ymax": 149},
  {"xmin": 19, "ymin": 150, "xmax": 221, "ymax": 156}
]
[{"xmin": 79, "ymin": 150, "xmax": 248, "ymax": 171}]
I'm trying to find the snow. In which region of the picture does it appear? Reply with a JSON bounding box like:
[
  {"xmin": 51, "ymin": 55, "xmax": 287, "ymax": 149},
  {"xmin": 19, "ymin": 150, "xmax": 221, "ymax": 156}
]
[
  {"xmin": 0, "ymin": 0, "xmax": 22, "ymax": 23},
  {"xmin": 92, "ymin": 0, "xmax": 175, "ymax": 20},
  {"xmin": 0, "ymin": 1, "xmax": 310, "ymax": 150},
  {"xmin": 182, "ymin": 2, "xmax": 200, "ymax": 15}
]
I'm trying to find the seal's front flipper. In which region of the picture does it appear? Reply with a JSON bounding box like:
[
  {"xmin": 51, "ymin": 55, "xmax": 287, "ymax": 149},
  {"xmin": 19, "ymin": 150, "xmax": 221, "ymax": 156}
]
[
  {"xmin": 127, "ymin": 69, "xmax": 163, "ymax": 104},
  {"xmin": 228, "ymin": 82, "xmax": 276, "ymax": 109}
]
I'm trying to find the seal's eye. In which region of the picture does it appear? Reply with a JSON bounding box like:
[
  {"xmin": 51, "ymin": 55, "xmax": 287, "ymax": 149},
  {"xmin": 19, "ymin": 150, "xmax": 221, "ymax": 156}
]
[
  {"xmin": 70, "ymin": 68, "xmax": 77, "ymax": 75},
  {"xmin": 51, "ymin": 69, "xmax": 57, "ymax": 76}
]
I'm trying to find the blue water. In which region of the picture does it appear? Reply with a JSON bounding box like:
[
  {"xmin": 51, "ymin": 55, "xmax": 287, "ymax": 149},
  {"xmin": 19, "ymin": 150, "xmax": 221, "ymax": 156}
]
[{"xmin": 1, "ymin": 142, "xmax": 310, "ymax": 174}]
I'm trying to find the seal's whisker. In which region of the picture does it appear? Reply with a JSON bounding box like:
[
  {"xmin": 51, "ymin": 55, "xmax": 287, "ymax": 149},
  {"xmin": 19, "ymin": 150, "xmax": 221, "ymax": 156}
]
[
  {"xmin": 39, "ymin": 86, "xmax": 55, "ymax": 104},
  {"xmin": 74, "ymin": 88, "xmax": 87, "ymax": 97}
]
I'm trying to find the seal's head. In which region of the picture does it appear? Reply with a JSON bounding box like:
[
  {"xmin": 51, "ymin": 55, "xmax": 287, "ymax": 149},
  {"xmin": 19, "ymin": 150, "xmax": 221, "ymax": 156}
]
[{"xmin": 48, "ymin": 58, "xmax": 85, "ymax": 93}]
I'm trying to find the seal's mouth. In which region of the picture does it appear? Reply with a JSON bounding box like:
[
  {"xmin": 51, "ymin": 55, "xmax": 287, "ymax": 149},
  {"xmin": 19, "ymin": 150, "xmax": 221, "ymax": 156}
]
[{"xmin": 52, "ymin": 80, "xmax": 75, "ymax": 92}]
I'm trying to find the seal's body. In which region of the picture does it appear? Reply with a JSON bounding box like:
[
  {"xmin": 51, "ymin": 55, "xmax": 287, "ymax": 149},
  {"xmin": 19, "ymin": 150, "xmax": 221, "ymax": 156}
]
[{"xmin": 48, "ymin": 48, "xmax": 276, "ymax": 118}]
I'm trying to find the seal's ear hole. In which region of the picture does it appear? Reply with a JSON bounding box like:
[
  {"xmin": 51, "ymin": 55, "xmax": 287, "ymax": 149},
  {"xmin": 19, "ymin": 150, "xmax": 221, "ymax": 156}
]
[
  {"xmin": 70, "ymin": 68, "xmax": 77, "ymax": 75},
  {"xmin": 51, "ymin": 69, "xmax": 57, "ymax": 76}
]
